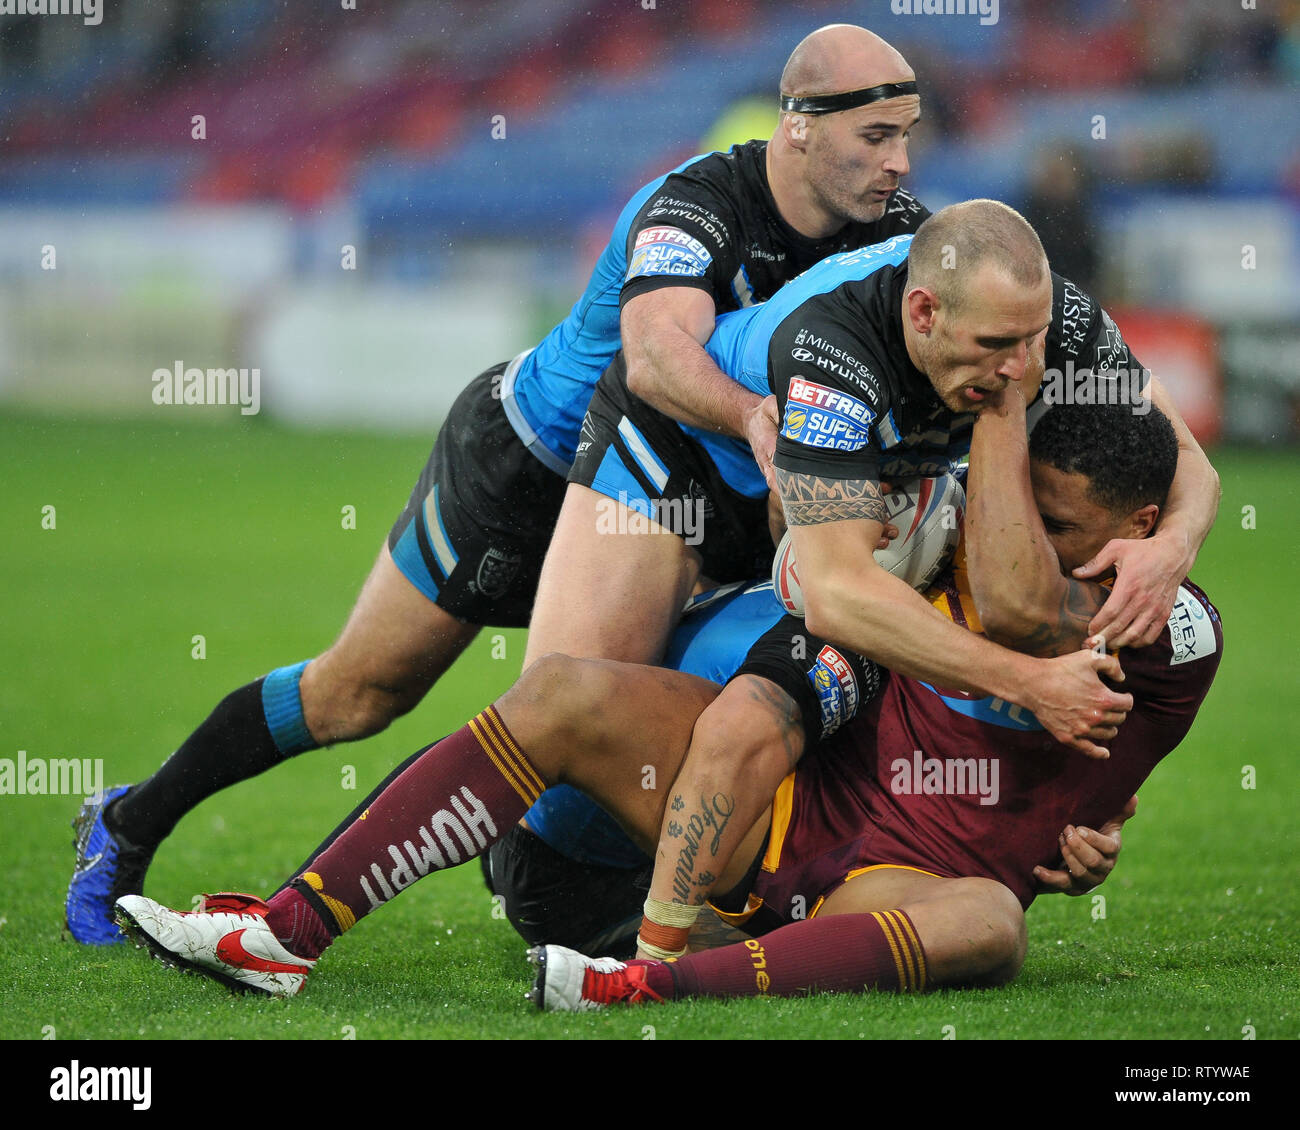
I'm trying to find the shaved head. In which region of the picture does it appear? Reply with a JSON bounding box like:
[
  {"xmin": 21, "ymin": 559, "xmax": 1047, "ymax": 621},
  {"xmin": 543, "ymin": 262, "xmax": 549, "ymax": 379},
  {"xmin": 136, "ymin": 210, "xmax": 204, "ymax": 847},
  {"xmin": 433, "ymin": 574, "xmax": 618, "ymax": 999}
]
[
  {"xmin": 903, "ymin": 200, "xmax": 1054, "ymax": 414},
  {"xmin": 780, "ymin": 24, "xmax": 914, "ymax": 100},
  {"xmin": 767, "ymin": 24, "xmax": 920, "ymax": 236},
  {"xmin": 908, "ymin": 199, "xmax": 1049, "ymax": 315}
]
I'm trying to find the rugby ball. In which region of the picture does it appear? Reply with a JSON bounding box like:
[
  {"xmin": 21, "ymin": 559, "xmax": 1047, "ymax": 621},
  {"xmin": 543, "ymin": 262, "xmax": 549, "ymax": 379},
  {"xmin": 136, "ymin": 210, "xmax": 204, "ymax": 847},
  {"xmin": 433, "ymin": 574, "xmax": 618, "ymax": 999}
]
[{"xmin": 772, "ymin": 472, "xmax": 965, "ymax": 615}]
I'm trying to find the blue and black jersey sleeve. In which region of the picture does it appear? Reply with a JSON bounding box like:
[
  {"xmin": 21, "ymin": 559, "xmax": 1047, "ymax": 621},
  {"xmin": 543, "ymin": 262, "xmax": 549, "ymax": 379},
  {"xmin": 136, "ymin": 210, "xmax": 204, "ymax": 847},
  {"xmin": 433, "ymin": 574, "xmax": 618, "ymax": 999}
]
[
  {"xmin": 767, "ymin": 296, "xmax": 895, "ymax": 483},
  {"xmin": 671, "ymin": 582, "xmax": 882, "ymax": 747},
  {"xmin": 620, "ymin": 177, "xmax": 743, "ymax": 309},
  {"xmin": 733, "ymin": 617, "xmax": 882, "ymax": 748}
]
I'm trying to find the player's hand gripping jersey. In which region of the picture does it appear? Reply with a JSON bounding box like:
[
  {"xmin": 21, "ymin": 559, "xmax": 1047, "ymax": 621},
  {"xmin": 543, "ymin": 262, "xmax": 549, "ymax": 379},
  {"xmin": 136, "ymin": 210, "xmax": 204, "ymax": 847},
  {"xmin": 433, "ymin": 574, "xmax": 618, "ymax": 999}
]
[{"xmin": 725, "ymin": 545, "xmax": 1223, "ymax": 936}]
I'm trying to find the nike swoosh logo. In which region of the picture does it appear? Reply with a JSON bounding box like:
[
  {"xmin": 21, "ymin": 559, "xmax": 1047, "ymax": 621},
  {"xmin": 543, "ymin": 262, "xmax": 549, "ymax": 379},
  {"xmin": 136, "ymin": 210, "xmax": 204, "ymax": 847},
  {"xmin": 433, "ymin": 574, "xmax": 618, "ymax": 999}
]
[
  {"xmin": 215, "ymin": 929, "xmax": 311, "ymax": 975},
  {"xmin": 73, "ymin": 852, "xmax": 103, "ymax": 876}
]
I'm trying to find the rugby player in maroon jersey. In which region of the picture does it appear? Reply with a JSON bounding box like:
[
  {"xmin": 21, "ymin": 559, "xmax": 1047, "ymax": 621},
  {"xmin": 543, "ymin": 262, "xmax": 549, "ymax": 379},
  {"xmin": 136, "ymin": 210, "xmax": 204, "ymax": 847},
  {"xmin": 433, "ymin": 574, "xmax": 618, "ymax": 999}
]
[
  {"xmin": 520, "ymin": 391, "xmax": 1220, "ymax": 1007},
  {"xmin": 111, "ymin": 391, "xmax": 1218, "ymax": 1004},
  {"xmin": 527, "ymin": 391, "xmax": 1220, "ymax": 1005}
]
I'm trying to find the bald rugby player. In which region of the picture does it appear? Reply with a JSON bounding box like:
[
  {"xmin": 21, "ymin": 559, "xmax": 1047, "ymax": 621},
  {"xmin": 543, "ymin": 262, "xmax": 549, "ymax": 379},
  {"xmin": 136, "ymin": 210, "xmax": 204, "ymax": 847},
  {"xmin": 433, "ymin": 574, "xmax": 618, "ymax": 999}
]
[
  {"xmin": 508, "ymin": 201, "xmax": 1217, "ymax": 959},
  {"xmin": 68, "ymin": 25, "xmax": 931, "ymax": 945},
  {"xmin": 110, "ymin": 400, "xmax": 1220, "ymax": 1006}
]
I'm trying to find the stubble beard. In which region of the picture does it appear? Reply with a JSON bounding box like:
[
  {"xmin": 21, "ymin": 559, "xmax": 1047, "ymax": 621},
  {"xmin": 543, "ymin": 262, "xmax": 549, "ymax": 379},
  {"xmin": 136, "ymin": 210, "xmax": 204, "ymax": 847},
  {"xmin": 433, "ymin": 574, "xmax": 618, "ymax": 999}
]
[
  {"xmin": 913, "ymin": 329, "xmax": 972, "ymax": 414},
  {"xmin": 807, "ymin": 141, "xmax": 890, "ymax": 229}
]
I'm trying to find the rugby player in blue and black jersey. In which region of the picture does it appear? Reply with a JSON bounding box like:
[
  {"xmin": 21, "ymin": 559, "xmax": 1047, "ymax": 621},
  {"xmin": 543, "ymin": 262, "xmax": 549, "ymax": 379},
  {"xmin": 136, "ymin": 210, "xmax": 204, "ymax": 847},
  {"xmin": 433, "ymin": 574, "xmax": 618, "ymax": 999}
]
[
  {"xmin": 506, "ymin": 200, "xmax": 1219, "ymax": 960},
  {"xmin": 109, "ymin": 398, "xmax": 1220, "ymax": 1004},
  {"xmin": 67, "ymin": 25, "xmax": 931, "ymax": 944}
]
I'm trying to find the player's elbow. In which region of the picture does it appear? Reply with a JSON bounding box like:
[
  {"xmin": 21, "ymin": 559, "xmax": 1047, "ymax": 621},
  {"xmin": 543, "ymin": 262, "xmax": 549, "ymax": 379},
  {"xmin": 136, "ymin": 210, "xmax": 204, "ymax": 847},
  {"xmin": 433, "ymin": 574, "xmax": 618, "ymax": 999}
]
[
  {"xmin": 971, "ymin": 594, "xmax": 1040, "ymax": 652},
  {"xmin": 624, "ymin": 352, "xmax": 658, "ymax": 403},
  {"xmin": 972, "ymin": 574, "xmax": 1067, "ymax": 653},
  {"xmin": 620, "ymin": 310, "xmax": 662, "ymax": 403},
  {"xmin": 801, "ymin": 567, "xmax": 873, "ymax": 642},
  {"xmin": 622, "ymin": 333, "xmax": 672, "ymax": 407},
  {"xmin": 1178, "ymin": 432, "xmax": 1221, "ymax": 508}
]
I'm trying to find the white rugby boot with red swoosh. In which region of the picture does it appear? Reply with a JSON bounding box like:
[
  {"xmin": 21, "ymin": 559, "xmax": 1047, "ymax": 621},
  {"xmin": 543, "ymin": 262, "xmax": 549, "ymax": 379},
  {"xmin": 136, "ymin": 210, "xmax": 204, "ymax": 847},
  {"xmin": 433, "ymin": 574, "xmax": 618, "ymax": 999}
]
[
  {"xmin": 526, "ymin": 945, "xmax": 664, "ymax": 1010},
  {"xmin": 115, "ymin": 892, "xmax": 313, "ymax": 997}
]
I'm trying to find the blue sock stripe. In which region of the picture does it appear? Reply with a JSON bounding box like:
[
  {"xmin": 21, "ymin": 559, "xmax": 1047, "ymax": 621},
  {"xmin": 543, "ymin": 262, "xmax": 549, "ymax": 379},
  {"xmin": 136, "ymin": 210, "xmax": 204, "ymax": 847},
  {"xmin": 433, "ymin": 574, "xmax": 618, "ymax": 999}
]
[{"xmin": 261, "ymin": 661, "xmax": 318, "ymax": 755}]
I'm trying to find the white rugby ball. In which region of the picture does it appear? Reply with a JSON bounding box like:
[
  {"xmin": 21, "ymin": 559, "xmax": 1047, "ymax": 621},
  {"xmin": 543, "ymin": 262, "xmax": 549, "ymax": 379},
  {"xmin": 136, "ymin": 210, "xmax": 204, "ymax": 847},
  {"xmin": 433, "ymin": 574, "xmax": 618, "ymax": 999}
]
[{"xmin": 772, "ymin": 472, "xmax": 965, "ymax": 615}]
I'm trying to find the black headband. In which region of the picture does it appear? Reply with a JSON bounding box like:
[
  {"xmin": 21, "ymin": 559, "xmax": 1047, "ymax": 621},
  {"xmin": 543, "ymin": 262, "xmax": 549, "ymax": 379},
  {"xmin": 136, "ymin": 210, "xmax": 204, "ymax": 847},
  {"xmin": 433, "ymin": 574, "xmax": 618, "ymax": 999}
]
[{"xmin": 780, "ymin": 81, "xmax": 919, "ymax": 116}]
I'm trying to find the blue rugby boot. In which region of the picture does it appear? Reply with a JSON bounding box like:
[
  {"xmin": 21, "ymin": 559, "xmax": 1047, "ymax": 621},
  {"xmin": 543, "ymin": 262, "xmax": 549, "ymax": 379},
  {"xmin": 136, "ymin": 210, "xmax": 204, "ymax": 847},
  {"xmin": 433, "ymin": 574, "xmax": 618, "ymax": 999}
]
[{"xmin": 67, "ymin": 785, "xmax": 154, "ymax": 945}]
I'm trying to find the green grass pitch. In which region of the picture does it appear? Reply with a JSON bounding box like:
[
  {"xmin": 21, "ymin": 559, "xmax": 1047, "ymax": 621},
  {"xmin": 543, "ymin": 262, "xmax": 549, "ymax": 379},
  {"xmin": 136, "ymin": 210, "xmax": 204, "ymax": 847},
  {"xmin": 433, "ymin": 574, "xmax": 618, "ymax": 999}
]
[{"xmin": 1, "ymin": 411, "xmax": 1296, "ymax": 1041}]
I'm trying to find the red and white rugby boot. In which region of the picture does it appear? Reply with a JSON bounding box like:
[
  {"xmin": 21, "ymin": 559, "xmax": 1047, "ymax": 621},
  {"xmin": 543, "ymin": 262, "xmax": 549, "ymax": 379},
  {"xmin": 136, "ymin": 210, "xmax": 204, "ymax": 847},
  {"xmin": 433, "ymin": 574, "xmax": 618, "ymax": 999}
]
[
  {"xmin": 525, "ymin": 945, "xmax": 664, "ymax": 1011},
  {"xmin": 115, "ymin": 892, "xmax": 314, "ymax": 997}
]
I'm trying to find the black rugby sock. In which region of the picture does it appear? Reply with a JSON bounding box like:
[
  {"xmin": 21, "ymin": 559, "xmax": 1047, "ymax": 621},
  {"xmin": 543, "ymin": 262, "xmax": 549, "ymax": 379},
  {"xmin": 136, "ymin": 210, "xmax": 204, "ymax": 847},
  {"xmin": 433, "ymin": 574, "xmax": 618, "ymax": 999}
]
[{"xmin": 108, "ymin": 679, "xmax": 295, "ymax": 848}]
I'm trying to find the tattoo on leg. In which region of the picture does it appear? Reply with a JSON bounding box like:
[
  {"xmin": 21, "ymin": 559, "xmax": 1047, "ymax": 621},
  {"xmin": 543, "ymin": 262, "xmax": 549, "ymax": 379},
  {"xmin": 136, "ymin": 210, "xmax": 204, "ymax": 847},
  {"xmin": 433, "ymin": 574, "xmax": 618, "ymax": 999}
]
[
  {"xmin": 660, "ymin": 679, "xmax": 803, "ymax": 907},
  {"xmin": 670, "ymin": 793, "xmax": 735, "ymax": 905},
  {"xmin": 743, "ymin": 677, "xmax": 804, "ymax": 771},
  {"xmin": 687, "ymin": 906, "xmax": 751, "ymax": 951}
]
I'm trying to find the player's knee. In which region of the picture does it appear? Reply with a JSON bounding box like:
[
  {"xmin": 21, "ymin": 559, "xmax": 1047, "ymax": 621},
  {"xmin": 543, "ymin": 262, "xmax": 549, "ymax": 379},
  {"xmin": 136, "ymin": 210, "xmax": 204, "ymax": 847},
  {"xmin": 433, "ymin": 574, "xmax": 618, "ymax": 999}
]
[
  {"xmin": 690, "ymin": 680, "xmax": 803, "ymax": 785},
  {"xmin": 509, "ymin": 653, "xmax": 620, "ymax": 749},
  {"xmin": 960, "ymin": 878, "xmax": 1027, "ymax": 985},
  {"xmin": 515, "ymin": 652, "xmax": 597, "ymax": 716},
  {"xmin": 300, "ymin": 657, "xmax": 419, "ymax": 743}
]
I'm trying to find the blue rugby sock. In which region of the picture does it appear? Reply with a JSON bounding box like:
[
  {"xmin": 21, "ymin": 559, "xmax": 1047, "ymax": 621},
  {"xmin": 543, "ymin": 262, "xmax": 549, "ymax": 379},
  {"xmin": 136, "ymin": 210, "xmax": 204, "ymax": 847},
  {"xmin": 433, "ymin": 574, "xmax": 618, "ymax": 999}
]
[{"xmin": 108, "ymin": 662, "xmax": 320, "ymax": 848}]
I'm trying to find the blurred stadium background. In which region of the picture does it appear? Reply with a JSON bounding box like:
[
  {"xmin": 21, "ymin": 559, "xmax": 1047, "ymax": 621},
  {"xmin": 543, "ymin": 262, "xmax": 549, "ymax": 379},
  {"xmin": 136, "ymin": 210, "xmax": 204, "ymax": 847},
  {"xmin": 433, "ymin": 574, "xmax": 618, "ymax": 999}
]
[
  {"xmin": 2, "ymin": 0, "xmax": 1298, "ymax": 1049},
  {"xmin": 0, "ymin": 0, "xmax": 1297, "ymax": 439}
]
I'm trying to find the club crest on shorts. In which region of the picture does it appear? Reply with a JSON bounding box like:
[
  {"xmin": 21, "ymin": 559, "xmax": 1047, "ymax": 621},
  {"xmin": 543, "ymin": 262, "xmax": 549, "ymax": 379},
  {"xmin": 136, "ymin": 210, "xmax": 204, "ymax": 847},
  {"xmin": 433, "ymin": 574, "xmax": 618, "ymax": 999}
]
[{"xmin": 474, "ymin": 547, "xmax": 522, "ymax": 598}]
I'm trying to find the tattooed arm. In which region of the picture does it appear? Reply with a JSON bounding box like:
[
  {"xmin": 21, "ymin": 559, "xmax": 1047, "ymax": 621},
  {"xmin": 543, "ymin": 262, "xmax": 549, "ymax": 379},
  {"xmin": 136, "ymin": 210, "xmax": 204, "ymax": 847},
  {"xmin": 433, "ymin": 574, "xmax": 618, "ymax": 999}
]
[
  {"xmin": 777, "ymin": 466, "xmax": 1130, "ymax": 757},
  {"xmin": 963, "ymin": 385, "xmax": 1111, "ymax": 657}
]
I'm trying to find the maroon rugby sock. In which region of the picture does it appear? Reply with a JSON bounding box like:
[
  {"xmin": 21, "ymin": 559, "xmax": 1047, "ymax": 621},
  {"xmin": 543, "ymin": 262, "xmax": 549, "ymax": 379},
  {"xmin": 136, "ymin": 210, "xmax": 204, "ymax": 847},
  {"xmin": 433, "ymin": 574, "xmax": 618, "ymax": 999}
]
[
  {"xmin": 265, "ymin": 885, "xmax": 332, "ymax": 960},
  {"xmin": 647, "ymin": 910, "xmax": 929, "ymax": 999},
  {"xmin": 263, "ymin": 706, "xmax": 544, "ymax": 953}
]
